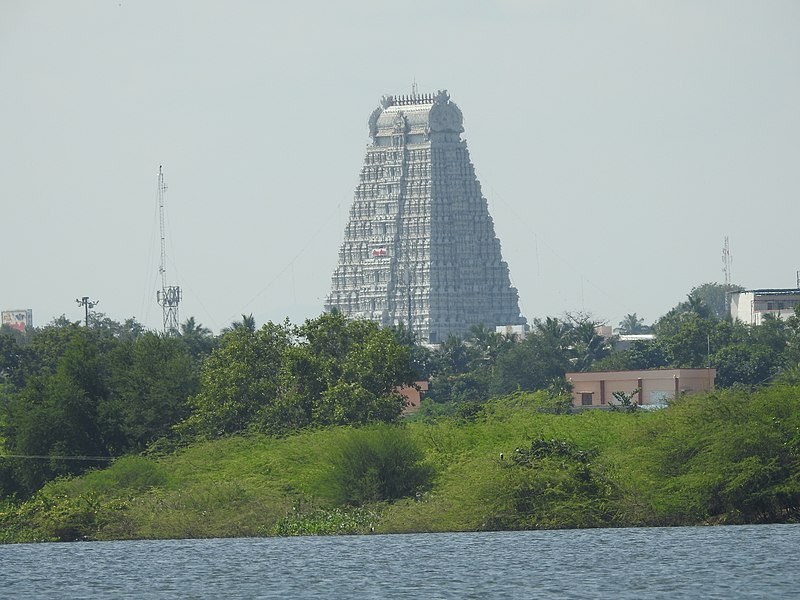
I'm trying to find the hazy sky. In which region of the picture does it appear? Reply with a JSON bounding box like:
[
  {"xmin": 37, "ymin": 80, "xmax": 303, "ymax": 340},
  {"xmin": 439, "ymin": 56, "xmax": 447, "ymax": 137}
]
[{"xmin": 2, "ymin": 1, "xmax": 798, "ymax": 333}]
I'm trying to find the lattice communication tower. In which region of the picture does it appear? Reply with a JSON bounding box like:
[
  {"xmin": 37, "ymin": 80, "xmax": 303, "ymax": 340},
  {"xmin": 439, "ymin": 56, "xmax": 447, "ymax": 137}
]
[
  {"xmin": 156, "ymin": 165, "xmax": 181, "ymax": 333},
  {"xmin": 722, "ymin": 236, "xmax": 732, "ymax": 287}
]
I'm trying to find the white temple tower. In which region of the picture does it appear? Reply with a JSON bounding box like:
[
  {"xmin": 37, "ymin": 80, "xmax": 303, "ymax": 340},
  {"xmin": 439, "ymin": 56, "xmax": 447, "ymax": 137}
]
[{"xmin": 325, "ymin": 90, "xmax": 526, "ymax": 343}]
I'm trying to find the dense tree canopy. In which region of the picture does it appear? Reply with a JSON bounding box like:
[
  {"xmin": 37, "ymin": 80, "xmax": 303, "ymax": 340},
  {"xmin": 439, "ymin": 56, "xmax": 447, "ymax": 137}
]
[
  {"xmin": 424, "ymin": 314, "xmax": 611, "ymax": 405},
  {"xmin": 178, "ymin": 312, "xmax": 416, "ymax": 437},
  {"xmin": 1, "ymin": 318, "xmax": 203, "ymax": 497}
]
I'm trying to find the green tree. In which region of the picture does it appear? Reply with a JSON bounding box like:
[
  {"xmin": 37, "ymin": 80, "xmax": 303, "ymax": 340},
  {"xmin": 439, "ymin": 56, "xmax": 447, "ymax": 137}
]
[
  {"xmin": 428, "ymin": 314, "xmax": 609, "ymax": 399},
  {"xmin": 3, "ymin": 331, "xmax": 112, "ymax": 495},
  {"xmin": 655, "ymin": 311, "xmax": 714, "ymax": 367},
  {"xmin": 433, "ymin": 334, "xmax": 480, "ymax": 375},
  {"xmin": 617, "ymin": 313, "xmax": 651, "ymax": 334},
  {"xmin": 628, "ymin": 339, "xmax": 671, "ymax": 369},
  {"xmin": 179, "ymin": 313, "xmax": 415, "ymax": 437},
  {"xmin": 713, "ymin": 344, "xmax": 777, "ymax": 388},
  {"xmin": 689, "ymin": 282, "xmax": 744, "ymax": 320},
  {"xmin": 179, "ymin": 316, "xmax": 217, "ymax": 359},
  {"xmin": 534, "ymin": 317, "xmax": 572, "ymax": 353},
  {"xmin": 0, "ymin": 332, "xmax": 24, "ymax": 388},
  {"xmin": 89, "ymin": 313, "xmax": 146, "ymax": 341},
  {"xmin": 608, "ymin": 389, "xmax": 640, "ymax": 412},
  {"xmin": 180, "ymin": 321, "xmax": 291, "ymax": 437},
  {"xmin": 465, "ymin": 324, "xmax": 515, "ymax": 368},
  {"xmin": 488, "ymin": 325, "xmax": 571, "ymax": 396},
  {"xmin": 566, "ymin": 314, "xmax": 610, "ymax": 372},
  {"xmin": 275, "ymin": 313, "xmax": 414, "ymax": 429},
  {"xmin": 390, "ymin": 323, "xmax": 434, "ymax": 380},
  {"xmin": 106, "ymin": 332, "xmax": 199, "ymax": 451},
  {"xmin": 224, "ymin": 313, "xmax": 257, "ymax": 334},
  {"xmin": 781, "ymin": 306, "xmax": 800, "ymax": 380},
  {"xmin": 629, "ymin": 386, "xmax": 800, "ymax": 523},
  {"xmin": 591, "ymin": 338, "xmax": 671, "ymax": 372},
  {"xmin": 752, "ymin": 313, "xmax": 789, "ymax": 354},
  {"xmin": 18, "ymin": 319, "xmax": 84, "ymax": 380}
]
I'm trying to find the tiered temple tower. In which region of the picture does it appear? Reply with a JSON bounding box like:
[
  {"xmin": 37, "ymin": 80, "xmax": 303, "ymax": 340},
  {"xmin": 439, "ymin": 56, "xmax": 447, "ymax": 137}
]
[{"xmin": 325, "ymin": 90, "xmax": 526, "ymax": 343}]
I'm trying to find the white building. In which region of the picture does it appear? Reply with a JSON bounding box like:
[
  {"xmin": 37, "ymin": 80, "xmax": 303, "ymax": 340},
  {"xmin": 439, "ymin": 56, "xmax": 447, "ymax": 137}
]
[{"xmin": 729, "ymin": 289, "xmax": 800, "ymax": 325}]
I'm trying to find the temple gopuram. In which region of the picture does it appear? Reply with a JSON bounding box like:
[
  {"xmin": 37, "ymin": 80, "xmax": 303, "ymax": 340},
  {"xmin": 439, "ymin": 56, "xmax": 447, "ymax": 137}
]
[{"xmin": 325, "ymin": 90, "xmax": 526, "ymax": 343}]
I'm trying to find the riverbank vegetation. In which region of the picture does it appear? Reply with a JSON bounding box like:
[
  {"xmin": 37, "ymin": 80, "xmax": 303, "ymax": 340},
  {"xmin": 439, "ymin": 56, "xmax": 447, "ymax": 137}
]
[
  {"xmin": 1, "ymin": 385, "xmax": 798, "ymax": 543},
  {"xmin": 1, "ymin": 283, "xmax": 800, "ymax": 542}
]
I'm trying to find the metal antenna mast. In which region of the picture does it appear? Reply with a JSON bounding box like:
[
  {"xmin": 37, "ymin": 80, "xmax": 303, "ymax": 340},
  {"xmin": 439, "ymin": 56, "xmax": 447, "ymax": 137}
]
[
  {"xmin": 722, "ymin": 236, "xmax": 732, "ymax": 287},
  {"xmin": 156, "ymin": 165, "xmax": 181, "ymax": 333}
]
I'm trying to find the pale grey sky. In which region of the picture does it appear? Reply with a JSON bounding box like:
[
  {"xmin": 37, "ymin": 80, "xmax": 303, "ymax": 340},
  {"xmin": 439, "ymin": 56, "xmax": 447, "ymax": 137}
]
[{"xmin": 2, "ymin": 1, "xmax": 798, "ymax": 333}]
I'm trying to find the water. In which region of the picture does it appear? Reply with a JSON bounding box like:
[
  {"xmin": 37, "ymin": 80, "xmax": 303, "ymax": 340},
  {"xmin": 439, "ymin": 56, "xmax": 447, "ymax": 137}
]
[{"xmin": 1, "ymin": 524, "xmax": 797, "ymax": 599}]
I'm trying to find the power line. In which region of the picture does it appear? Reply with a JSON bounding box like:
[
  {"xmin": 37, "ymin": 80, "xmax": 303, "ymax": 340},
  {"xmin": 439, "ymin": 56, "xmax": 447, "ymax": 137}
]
[{"xmin": 0, "ymin": 454, "xmax": 115, "ymax": 462}]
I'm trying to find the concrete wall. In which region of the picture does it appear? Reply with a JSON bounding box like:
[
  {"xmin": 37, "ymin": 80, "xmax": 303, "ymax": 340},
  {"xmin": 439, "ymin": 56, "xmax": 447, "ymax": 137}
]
[{"xmin": 566, "ymin": 369, "xmax": 716, "ymax": 408}]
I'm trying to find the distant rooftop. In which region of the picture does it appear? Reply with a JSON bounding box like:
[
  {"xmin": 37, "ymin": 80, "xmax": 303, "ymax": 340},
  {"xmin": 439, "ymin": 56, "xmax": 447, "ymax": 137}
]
[{"xmin": 736, "ymin": 288, "xmax": 800, "ymax": 295}]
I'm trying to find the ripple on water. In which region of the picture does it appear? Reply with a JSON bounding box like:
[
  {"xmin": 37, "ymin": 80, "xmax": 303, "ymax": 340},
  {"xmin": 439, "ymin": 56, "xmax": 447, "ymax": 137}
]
[{"xmin": 1, "ymin": 524, "xmax": 798, "ymax": 599}]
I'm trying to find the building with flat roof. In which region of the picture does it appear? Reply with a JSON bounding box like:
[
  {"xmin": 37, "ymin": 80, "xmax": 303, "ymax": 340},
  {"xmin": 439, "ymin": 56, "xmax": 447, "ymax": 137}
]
[
  {"xmin": 729, "ymin": 289, "xmax": 800, "ymax": 325},
  {"xmin": 566, "ymin": 368, "xmax": 716, "ymax": 408},
  {"xmin": 325, "ymin": 90, "xmax": 526, "ymax": 343}
]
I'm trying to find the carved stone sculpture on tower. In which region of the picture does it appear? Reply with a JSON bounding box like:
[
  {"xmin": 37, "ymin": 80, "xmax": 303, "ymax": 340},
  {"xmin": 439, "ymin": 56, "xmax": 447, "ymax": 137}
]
[{"xmin": 325, "ymin": 90, "xmax": 526, "ymax": 343}]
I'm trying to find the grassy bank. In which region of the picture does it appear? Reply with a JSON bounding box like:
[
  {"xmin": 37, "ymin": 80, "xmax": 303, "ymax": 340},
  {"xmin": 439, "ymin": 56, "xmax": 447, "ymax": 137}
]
[{"xmin": 2, "ymin": 386, "xmax": 799, "ymax": 543}]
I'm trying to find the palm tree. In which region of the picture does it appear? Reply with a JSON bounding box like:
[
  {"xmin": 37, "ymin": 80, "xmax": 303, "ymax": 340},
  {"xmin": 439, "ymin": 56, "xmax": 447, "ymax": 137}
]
[
  {"xmin": 435, "ymin": 334, "xmax": 476, "ymax": 375},
  {"xmin": 466, "ymin": 323, "xmax": 511, "ymax": 365},
  {"xmin": 534, "ymin": 317, "xmax": 572, "ymax": 353},
  {"xmin": 684, "ymin": 294, "xmax": 713, "ymax": 319},
  {"xmin": 223, "ymin": 313, "xmax": 257, "ymax": 334},
  {"xmin": 618, "ymin": 313, "xmax": 648, "ymax": 335},
  {"xmin": 569, "ymin": 318, "xmax": 610, "ymax": 371},
  {"xmin": 180, "ymin": 316, "xmax": 215, "ymax": 358},
  {"xmin": 180, "ymin": 316, "xmax": 211, "ymax": 337}
]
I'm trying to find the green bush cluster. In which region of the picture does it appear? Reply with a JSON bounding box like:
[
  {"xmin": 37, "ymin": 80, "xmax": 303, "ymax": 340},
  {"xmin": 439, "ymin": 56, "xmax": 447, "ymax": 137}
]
[
  {"xmin": 320, "ymin": 424, "xmax": 434, "ymax": 506},
  {"xmin": 612, "ymin": 384, "xmax": 800, "ymax": 525},
  {"xmin": 0, "ymin": 489, "xmax": 129, "ymax": 543},
  {"xmin": 478, "ymin": 438, "xmax": 613, "ymax": 530}
]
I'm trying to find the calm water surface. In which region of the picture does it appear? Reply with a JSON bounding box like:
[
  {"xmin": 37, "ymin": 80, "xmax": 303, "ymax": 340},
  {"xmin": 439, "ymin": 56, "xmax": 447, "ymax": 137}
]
[{"xmin": 1, "ymin": 524, "xmax": 798, "ymax": 599}]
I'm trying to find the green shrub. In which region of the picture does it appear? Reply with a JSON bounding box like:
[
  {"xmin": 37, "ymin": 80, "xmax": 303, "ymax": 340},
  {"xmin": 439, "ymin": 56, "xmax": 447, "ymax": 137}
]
[
  {"xmin": 322, "ymin": 424, "xmax": 434, "ymax": 506},
  {"xmin": 612, "ymin": 385, "xmax": 800, "ymax": 524},
  {"xmin": 484, "ymin": 438, "xmax": 615, "ymax": 530},
  {"xmin": 77, "ymin": 455, "xmax": 170, "ymax": 495}
]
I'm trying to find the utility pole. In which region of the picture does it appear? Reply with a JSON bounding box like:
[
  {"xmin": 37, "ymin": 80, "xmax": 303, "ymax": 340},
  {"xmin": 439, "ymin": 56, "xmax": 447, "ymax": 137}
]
[
  {"xmin": 75, "ymin": 296, "xmax": 99, "ymax": 327},
  {"xmin": 156, "ymin": 165, "xmax": 182, "ymax": 334}
]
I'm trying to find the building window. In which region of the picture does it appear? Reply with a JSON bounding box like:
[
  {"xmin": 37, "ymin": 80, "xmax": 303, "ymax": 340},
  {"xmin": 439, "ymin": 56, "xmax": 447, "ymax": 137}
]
[{"xmin": 581, "ymin": 392, "xmax": 593, "ymax": 406}]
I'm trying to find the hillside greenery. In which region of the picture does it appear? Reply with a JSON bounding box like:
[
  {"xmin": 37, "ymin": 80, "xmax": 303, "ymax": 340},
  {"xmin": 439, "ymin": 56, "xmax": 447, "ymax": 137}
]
[
  {"xmin": 1, "ymin": 386, "xmax": 798, "ymax": 543},
  {"xmin": 1, "ymin": 282, "xmax": 800, "ymax": 542}
]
